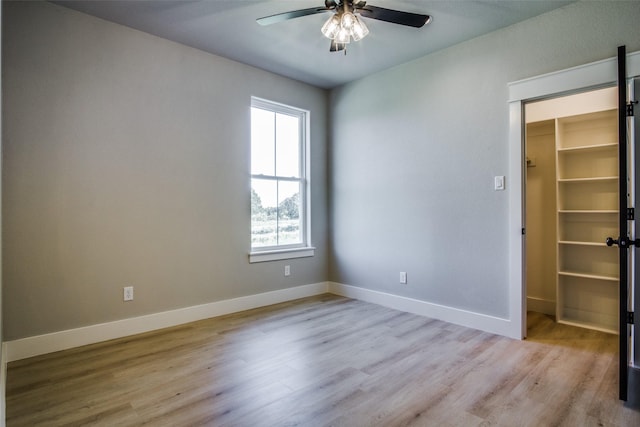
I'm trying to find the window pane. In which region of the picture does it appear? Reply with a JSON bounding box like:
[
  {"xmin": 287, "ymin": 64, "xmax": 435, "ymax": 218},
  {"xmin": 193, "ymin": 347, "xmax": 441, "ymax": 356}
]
[
  {"xmin": 275, "ymin": 113, "xmax": 300, "ymax": 178},
  {"xmin": 277, "ymin": 180, "xmax": 302, "ymax": 245},
  {"xmin": 251, "ymin": 107, "xmax": 275, "ymax": 176},
  {"xmin": 250, "ymin": 98, "xmax": 308, "ymax": 252},
  {"xmin": 251, "ymin": 178, "xmax": 277, "ymax": 248}
]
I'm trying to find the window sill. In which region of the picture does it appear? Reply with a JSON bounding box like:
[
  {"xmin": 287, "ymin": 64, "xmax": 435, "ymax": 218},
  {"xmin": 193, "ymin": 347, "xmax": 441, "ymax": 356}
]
[{"xmin": 249, "ymin": 247, "xmax": 315, "ymax": 263}]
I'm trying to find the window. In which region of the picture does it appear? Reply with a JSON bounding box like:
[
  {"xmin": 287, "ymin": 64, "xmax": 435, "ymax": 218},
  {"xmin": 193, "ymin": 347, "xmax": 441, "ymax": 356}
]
[{"xmin": 249, "ymin": 98, "xmax": 313, "ymax": 262}]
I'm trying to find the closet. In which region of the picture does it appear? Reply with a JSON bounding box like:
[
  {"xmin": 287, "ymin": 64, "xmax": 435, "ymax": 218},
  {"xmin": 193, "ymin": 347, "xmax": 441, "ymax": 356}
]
[{"xmin": 525, "ymin": 87, "xmax": 619, "ymax": 334}]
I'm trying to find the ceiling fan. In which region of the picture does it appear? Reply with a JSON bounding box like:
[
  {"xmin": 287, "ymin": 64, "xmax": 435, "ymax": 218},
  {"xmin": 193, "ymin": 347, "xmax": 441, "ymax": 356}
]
[{"xmin": 256, "ymin": 0, "xmax": 431, "ymax": 53}]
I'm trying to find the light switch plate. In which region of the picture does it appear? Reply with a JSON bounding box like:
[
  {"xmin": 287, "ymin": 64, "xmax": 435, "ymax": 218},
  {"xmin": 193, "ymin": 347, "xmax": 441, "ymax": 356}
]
[
  {"xmin": 494, "ymin": 176, "xmax": 505, "ymax": 191},
  {"xmin": 123, "ymin": 286, "xmax": 134, "ymax": 301},
  {"xmin": 400, "ymin": 272, "xmax": 407, "ymax": 284}
]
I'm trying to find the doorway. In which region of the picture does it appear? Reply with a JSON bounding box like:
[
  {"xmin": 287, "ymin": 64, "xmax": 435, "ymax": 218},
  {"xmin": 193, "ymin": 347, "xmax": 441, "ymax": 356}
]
[
  {"xmin": 524, "ymin": 87, "xmax": 619, "ymax": 336},
  {"xmin": 507, "ymin": 50, "xmax": 640, "ymax": 338},
  {"xmin": 508, "ymin": 48, "xmax": 640, "ymax": 402}
]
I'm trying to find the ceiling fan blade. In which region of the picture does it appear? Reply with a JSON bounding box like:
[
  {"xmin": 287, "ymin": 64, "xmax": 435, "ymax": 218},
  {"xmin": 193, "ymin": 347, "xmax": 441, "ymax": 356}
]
[
  {"xmin": 358, "ymin": 5, "xmax": 431, "ymax": 28},
  {"xmin": 330, "ymin": 40, "xmax": 346, "ymax": 52},
  {"xmin": 257, "ymin": 7, "xmax": 331, "ymax": 26}
]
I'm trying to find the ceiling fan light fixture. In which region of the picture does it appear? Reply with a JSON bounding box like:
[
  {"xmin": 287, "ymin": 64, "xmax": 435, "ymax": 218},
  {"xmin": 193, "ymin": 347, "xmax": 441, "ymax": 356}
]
[
  {"xmin": 321, "ymin": 14, "xmax": 341, "ymax": 39},
  {"xmin": 340, "ymin": 11, "xmax": 356, "ymax": 31},
  {"xmin": 257, "ymin": 0, "xmax": 431, "ymax": 53},
  {"xmin": 335, "ymin": 26, "xmax": 351, "ymax": 44},
  {"xmin": 350, "ymin": 15, "xmax": 369, "ymax": 41}
]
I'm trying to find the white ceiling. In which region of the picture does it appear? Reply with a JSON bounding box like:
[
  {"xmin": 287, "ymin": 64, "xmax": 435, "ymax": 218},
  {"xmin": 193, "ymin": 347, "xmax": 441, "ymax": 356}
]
[{"xmin": 54, "ymin": 0, "xmax": 574, "ymax": 88}]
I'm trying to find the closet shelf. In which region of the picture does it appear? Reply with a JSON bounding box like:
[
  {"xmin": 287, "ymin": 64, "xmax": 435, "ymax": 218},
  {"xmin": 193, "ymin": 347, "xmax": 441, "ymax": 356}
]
[
  {"xmin": 527, "ymin": 91, "xmax": 619, "ymax": 335},
  {"xmin": 558, "ymin": 271, "xmax": 618, "ymax": 281},
  {"xmin": 558, "ymin": 210, "xmax": 618, "ymax": 214},
  {"xmin": 558, "ymin": 240, "xmax": 608, "ymax": 247},
  {"xmin": 557, "ymin": 176, "xmax": 618, "ymax": 183},
  {"xmin": 557, "ymin": 142, "xmax": 618, "ymax": 152}
]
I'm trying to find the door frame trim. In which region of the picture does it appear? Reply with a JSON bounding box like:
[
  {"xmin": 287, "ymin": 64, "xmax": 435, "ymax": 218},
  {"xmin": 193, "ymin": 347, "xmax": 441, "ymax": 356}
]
[{"xmin": 507, "ymin": 50, "xmax": 640, "ymax": 339}]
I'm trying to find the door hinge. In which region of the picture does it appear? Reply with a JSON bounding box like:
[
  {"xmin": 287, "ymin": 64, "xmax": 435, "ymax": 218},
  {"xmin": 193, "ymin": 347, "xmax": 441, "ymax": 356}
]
[
  {"xmin": 627, "ymin": 101, "xmax": 637, "ymax": 117},
  {"xmin": 628, "ymin": 207, "xmax": 635, "ymax": 220},
  {"xmin": 522, "ymin": 228, "xmax": 526, "ymax": 235},
  {"xmin": 628, "ymin": 311, "xmax": 635, "ymax": 325}
]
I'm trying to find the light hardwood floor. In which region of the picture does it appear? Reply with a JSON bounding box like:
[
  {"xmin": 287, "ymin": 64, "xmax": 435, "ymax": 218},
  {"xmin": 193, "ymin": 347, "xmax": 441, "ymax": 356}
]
[{"xmin": 6, "ymin": 294, "xmax": 640, "ymax": 426}]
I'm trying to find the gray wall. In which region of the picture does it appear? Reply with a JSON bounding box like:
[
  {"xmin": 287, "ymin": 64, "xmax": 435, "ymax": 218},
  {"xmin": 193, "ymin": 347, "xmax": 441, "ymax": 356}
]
[
  {"xmin": 4, "ymin": 0, "xmax": 640, "ymax": 343},
  {"xmin": 329, "ymin": 1, "xmax": 640, "ymax": 319},
  {"xmin": 2, "ymin": 1, "xmax": 328, "ymax": 340}
]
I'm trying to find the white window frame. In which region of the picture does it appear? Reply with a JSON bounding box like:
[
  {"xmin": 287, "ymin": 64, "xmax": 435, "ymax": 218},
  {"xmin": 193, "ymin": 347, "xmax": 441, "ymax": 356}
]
[{"xmin": 249, "ymin": 97, "xmax": 314, "ymax": 263}]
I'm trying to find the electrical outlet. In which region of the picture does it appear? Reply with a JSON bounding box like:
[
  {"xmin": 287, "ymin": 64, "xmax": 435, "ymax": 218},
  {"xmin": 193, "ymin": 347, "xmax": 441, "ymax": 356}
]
[
  {"xmin": 123, "ymin": 286, "xmax": 134, "ymax": 301},
  {"xmin": 400, "ymin": 272, "xmax": 407, "ymax": 284},
  {"xmin": 284, "ymin": 265, "xmax": 291, "ymax": 277}
]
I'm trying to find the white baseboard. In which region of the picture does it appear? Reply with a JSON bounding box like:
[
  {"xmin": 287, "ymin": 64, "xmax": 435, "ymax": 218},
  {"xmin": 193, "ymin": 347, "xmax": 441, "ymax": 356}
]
[
  {"xmin": 4, "ymin": 281, "xmax": 523, "ymax": 362},
  {"xmin": 526, "ymin": 296, "xmax": 556, "ymax": 316},
  {"xmin": 5, "ymin": 282, "xmax": 329, "ymax": 362},
  {"xmin": 329, "ymin": 282, "xmax": 520, "ymax": 339}
]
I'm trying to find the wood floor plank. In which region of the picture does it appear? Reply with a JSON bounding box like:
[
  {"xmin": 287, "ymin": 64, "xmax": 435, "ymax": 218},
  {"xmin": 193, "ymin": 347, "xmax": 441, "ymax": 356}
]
[{"xmin": 6, "ymin": 295, "xmax": 640, "ymax": 426}]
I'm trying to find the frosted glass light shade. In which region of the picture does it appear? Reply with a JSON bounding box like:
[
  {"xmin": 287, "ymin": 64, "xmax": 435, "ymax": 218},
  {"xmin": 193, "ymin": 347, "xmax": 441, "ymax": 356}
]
[
  {"xmin": 351, "ymin": 16, "xmax": 369, "ymax": 41},
  {"xmin": 335, "ymin": 27, "xmax": 351, "ymax": 44},
  {"xmin": 321, "ymin": 14, "xmax": 340, "ymax": 39},
  {"xmin": 341, "ymin": 12, "xmax": 356, "ymax": 31}
]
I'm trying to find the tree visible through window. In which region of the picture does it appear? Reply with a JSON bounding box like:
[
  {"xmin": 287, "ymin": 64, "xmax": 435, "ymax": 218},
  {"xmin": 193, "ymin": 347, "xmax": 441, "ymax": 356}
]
[{"xmin": 250, "ymin": 98, "xmax": 308, "ymax": 250}]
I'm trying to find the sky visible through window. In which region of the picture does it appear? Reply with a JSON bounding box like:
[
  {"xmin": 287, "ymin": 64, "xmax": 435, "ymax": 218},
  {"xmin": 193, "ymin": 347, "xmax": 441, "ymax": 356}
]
[{"xmin": 251, "ymin": 107, "xmax": 300, "ymax": 207}]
